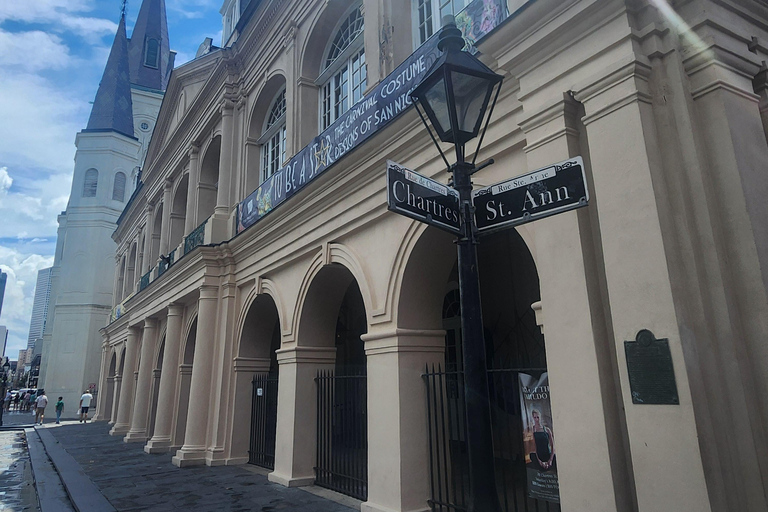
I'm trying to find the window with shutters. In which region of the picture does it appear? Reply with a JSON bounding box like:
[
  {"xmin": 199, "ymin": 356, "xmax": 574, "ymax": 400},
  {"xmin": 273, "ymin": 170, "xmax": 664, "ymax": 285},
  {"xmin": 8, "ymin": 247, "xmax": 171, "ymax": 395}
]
[
  {"xmin": 83, "ymin": 169, "xmax": 98, "ymax": 198},
  {"xmin": 261, "ymin": 89, "xmax": 287, "ymax": 183},
  {"xmin": 113, "ymin": 172, "xmax": 127, "ymax": 202},
  {"xmin": 145, "ymin": 38, "xmax": 160, "ymax": 68}
]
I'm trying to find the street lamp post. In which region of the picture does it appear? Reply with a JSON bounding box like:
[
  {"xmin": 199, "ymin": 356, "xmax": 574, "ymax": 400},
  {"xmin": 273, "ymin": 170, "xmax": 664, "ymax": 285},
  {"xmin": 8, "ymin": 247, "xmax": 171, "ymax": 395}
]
[{"xmin": 410, "ymin": 16, "xmax": 504, "ymax": 512}]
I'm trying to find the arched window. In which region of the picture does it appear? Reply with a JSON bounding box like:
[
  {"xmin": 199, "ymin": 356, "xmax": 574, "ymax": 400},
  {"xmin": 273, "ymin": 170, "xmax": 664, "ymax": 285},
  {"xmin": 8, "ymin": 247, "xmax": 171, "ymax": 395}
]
[
  {"xmin": 261, "ymin": 89, "xmax": 287, "ymax": 182},
  {"xmin": 319, "ymin": 4, "xmax": 366, "ymax": 131},
  {"xmin": 413, "ymin": 0, "xmax": 471, "ymax": 46},
  {"xmin": 83, "ymin": 169, "xmax": 98, "ymax": 197},
  {"xmin": 145, "ymin": 38, "xmax": 160, "ymax": 68},
  {"xmin": 113, "ymin": 172, "xmax": 127, "ymax": 202}
]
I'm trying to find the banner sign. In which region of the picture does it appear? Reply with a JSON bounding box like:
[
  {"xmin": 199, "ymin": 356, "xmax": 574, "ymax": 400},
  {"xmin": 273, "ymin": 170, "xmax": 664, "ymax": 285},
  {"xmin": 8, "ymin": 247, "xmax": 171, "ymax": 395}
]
[
  {"xmin": 473, "ymin": 157, "xmax": 588, "ymax": 233},
  {"xmin": 236, "ymin": 0, "xmax": 512, "ymax": 234},
  {"xmin": 386, "ymin": 161, "xmax": 461, "ymax": 235},
  {"xmin": 519, "ymin": 372, "xmax": 560, "ymax": 503}
]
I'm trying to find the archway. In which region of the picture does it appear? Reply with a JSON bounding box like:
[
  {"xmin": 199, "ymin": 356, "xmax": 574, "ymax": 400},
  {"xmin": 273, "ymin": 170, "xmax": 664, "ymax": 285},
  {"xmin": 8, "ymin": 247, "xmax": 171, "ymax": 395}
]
[
  {"xmin": 169, "ymin": 175, "xmax": 188, "ymax": 252},
  {"xmin": 398, "ymin": 226, "xmax": 553, "ymax": 511},
  {"xmin": 197, "ymin": 137, "xmax": 220, "ymax": 223},
  {"xmin": 232, "ymin": 294, "xmax": 281, "ymax": 467},
  {"xmin": 104, "ymin": 351, "xmax": 117, "ymax": 421},
  {"xmin": 173, "ymin": 319, "xmax": 196, "ymax": 449},
  {"xmin": 112, "ymin": 346, "xmax": 127, "ymax": 424},
  {"xmin": 298, "ymin": 263, "xmax": 368, "ymax": 500},
  {"xmin": 246, "ymin": 75, "xmax": 287, "ymax": 194},
  {"xmin": 147, "ymin": 336, "xmax": 164, "ymax": 439}
]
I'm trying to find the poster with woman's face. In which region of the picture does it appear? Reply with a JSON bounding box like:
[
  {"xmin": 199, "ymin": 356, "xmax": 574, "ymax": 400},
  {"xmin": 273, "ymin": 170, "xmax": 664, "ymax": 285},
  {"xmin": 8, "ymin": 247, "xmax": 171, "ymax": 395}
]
[{"xmin": 519, "ymin": 372, "xmax": 560, "ymax": 504}]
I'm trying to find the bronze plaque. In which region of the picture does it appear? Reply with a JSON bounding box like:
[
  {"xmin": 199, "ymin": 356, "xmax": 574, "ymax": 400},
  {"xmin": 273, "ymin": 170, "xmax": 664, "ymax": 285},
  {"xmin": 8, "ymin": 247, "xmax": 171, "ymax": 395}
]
[{"xmin": 624, "ymin": 330, "xmax": 679, "ymax": 405}]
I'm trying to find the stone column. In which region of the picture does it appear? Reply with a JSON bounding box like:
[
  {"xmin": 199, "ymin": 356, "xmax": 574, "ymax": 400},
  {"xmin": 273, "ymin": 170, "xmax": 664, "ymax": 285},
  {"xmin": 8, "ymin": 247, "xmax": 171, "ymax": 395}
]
[
  {"xmin": 92, "ymin": 341, "xmax": 110, "ymax": 421},
  {"xmin": 145, "ymin": 304, "xmax": 184, "ymax": 453},
  {"xmin": 184, "ymin": 146, "xmax": 200, "ymax": 234},
  {"xmin": 125, "ymin": 318, "xmax": 159, "ymax": 442},
  {"xmin": 574, "ymin": 62, "xmax": 711, "ymax": 511},
  {"xmin": 112, "ymin": 255, "xmax": 121, "ymax": 306},
  {"xmin": 215, "ymin": 102, "xmax": 234, "ymax": 217},
  {"xmin": 110, "ymin": 326, "xmax": 140, "ymax": 435},
  {"xmin": 142, "ymin": 205, "xmax": 153, "ymax": 274},
  {"xmin": 172, "ymin": 285, "xmax": 219, "ymax": 467},
  {"xmin": 159, "ymin": 179, "xmax": 173, "ymax": 256},
  {"xmin": 360, "ymin": 327, "xmax": 445, "ymax": 512},
  {"xmin": 269, "ymin": 346, "xmax": 336, "ymax": 487}
]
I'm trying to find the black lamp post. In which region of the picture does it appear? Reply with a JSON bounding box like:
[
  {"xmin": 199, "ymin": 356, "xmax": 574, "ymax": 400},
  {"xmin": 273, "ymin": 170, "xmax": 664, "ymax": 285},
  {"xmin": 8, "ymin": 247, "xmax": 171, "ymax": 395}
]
[{"xmin": 410, "ymin": 16, "xmax": 503, "ymax": 512}]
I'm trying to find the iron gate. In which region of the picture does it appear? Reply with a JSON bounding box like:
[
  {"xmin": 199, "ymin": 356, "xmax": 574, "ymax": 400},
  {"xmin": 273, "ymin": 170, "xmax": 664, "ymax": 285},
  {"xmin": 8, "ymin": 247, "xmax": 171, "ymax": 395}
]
[
  {"xmin": 424, "ymin": 365, "xmax": 561, "ymax": 512},
  {"xmin": 249, "ymin": 373, "xmax": 278, "ymax": 469},
  {"xmin": 315, "ymin": 370, "xmax": 368, "ymax": 501}
]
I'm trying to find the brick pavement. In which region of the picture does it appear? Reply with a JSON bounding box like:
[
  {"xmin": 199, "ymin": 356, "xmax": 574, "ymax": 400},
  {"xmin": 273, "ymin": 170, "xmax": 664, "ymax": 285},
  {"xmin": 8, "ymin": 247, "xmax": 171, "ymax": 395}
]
[{"xmin": 42, "ymin": 422, "xmax": 357, "ymax": 511}]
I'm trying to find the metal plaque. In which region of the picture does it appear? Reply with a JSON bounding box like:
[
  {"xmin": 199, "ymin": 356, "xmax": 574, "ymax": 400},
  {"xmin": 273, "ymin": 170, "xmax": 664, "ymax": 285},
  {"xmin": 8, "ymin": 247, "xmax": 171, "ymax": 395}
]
[
  {"xmin": 386, "ymin": 160, "xmax": 462, "ymax": 235},
  {"xmin": 624, "ymin": 329, "xmax": 679, "ymax": 405},
  {"xmin": 473, "ymin": 157, "xmax": 589, "ymax": 234}
]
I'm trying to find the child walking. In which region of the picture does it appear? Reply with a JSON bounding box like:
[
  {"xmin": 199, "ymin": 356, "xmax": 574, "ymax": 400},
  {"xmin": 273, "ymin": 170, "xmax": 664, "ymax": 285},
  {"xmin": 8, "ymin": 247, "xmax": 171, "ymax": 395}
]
[{"xmin": 55, "ymin": 397, "xmax": 64, "ymax": 424}]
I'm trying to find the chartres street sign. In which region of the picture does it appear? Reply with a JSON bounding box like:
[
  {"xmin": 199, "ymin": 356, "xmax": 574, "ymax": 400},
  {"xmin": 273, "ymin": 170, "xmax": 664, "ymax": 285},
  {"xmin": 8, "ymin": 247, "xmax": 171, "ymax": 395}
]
[
  {"xmin": 473, "ymin": 157, "xmax": 589, "ymax": 233},
  {"xmin": 386, "ymin": 160, "xmax": 461, "ymax": 235}
]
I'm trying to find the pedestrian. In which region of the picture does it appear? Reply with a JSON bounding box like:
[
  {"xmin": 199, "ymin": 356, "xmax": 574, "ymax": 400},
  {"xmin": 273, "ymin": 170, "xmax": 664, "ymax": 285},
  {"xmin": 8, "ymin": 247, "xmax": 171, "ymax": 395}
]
[
  {"xmin": 13, "ymin": 392, "xmax": 20, "ymax": 411},
  {"xmin": 55, "ymin": 396, "xmax": 64, "ymax": 424},
  {"xmin": 79, "ymin": 389, "xmax": 93, "ymax": 423},
  {"xmin": 34, "ymin": 390, "xmax": 48, "ymax": 425},
  {"xmin": 3, "ymin": 390, "xmax": 10, "ymax": 411},
  {"xmin": 21, "ymin": 392, "xmax": 29, "ymax": 412}
]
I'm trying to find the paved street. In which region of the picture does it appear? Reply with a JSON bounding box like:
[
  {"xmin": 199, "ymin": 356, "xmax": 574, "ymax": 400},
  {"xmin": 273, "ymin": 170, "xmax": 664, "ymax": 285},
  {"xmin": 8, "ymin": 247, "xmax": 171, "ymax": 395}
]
[
  {"xmin": 0, "ymin": 430, "xmax": 39, "ymax": 512},
  {"xmin": 39, "ymin": 421, "xmax": 357, "ymax": 511}
]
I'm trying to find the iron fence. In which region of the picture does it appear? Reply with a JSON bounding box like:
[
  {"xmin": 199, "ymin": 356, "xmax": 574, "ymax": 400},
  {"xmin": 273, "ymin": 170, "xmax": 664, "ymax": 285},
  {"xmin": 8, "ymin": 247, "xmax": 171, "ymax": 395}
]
[
  {"xmin": 184, "ymin": 218, "xmax": 208, "ymax": 255},
  {"xmin": 315, "ymin": 370, "xmax": 368, "ymax": 501},
  {"xmin": 249, "ymin": 373, "xmax": 278, "ymax": 469},
  {"xmin": 424, "ymin": 365, "xmax": 560, "ymax": 512},
  {"xmin": 139, "ymin": 270, "xmax": 151, "ymax": 292}
]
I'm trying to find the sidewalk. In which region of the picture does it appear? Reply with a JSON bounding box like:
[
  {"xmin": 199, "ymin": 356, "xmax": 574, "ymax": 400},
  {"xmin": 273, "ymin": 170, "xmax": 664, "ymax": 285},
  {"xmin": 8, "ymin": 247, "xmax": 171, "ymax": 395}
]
[{"xmin": 3, "ymin": 410, "xmax": 358, "ymax": 512}]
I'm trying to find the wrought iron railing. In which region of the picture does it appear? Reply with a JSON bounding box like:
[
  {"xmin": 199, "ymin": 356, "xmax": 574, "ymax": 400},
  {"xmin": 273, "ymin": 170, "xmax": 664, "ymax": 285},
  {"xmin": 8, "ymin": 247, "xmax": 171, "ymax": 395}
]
[
  {"xmin": 158, "ymin": 249, "xmax": 176, "ymax": 277},
  {"xmin": 184, "ymin": 218, "xmax": 208, "ymax": 255},
  {"xmin": 139, "ymin": 271, "xmax": 151, "ymax": 292},
  {"xmin": 423, "ymin": 365, "xmax": 560, "ymax": 512}
]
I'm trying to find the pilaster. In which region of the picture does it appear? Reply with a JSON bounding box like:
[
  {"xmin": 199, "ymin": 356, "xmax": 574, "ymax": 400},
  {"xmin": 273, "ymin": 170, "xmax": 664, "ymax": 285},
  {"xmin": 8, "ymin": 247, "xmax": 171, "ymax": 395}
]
[
  {"xmin": 159, "ymin": 179, "xmax": 173, "ymax": 256},
  {"xmin": 110, "ymin": 326, "xmax": 140, "ymax": 435},
  {"xmin": 184, "ymin": 145, "xmax": 200, "ymax": 235}
]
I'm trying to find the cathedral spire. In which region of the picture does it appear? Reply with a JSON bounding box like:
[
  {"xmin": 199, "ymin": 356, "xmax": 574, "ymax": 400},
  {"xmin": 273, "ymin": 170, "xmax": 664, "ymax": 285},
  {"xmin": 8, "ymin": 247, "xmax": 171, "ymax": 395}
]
[
  {"xmin": 128, "ymin": 0, "xmax": 171, "ymax": 91},
  {"xmin": 85, "ymin": 12, "xmax": 135, "ymax": 138}
]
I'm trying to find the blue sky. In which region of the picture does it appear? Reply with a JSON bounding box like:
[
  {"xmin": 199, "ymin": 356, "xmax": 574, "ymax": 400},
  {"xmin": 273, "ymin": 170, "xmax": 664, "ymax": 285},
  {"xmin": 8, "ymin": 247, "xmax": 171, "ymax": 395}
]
[{"xmin": 0, "ymin": 0, "xmax": 223, "ymax": 358}]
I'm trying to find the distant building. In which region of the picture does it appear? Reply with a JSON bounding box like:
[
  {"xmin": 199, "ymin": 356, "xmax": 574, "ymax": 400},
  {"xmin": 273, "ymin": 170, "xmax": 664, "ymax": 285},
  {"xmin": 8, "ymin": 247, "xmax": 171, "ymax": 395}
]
[
  {"xmin": 0, "ymin": 270, "xmax": 7, "ymax": 320},
  {"xmin": 27, "ymin": 267, "xmax": 53, "ymax": 353},
  {"xmin": 0, "ymin": 326, "xmax": 7, "ymax": 358}
]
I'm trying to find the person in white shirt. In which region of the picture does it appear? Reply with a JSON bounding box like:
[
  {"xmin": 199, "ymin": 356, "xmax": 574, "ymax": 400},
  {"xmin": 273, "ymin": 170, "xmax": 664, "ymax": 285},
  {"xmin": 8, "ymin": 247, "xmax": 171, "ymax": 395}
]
[
  {"xmin": 34, "ymin": 391, "xmax": 48, "ymax": 425},
  {"xmin": 79, "ymin": 390, "xmax": 93, "ymax": 423}
]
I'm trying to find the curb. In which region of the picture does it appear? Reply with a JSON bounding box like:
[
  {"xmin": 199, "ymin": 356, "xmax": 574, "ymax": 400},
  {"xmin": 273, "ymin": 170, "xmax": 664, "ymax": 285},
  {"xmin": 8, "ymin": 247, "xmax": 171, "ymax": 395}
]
[
  {"xmin": 35, "ymin": 427, "xmax": 116, "ymax": 512},
  {"xmin": 25, "ymin": 428, "xmax": 75, "ymax": 512}
]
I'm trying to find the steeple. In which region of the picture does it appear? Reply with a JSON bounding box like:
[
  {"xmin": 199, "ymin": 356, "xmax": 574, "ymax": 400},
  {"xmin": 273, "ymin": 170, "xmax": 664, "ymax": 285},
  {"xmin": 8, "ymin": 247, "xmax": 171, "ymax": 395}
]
[
  {"xmin": 85, "ymin": 13, "xmax": 135, "ymax": 138},
  {"xmin": 128, "ymin": 0, "xmax": 171, "ymax": 91}
]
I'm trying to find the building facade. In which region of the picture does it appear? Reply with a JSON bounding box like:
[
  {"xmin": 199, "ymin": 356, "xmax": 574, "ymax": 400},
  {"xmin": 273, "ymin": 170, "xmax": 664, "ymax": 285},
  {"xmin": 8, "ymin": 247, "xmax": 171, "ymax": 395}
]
[
  {"xmin": 97, "ymin": 1, "xmax": 768, "ymax": 511},
  {"xmin": 27, "ymin": 267, "xmax": 52, "ymax": 353},
  {"xmin": 39, "ymin": 0, "xmax": 172, "ymax": 415}
]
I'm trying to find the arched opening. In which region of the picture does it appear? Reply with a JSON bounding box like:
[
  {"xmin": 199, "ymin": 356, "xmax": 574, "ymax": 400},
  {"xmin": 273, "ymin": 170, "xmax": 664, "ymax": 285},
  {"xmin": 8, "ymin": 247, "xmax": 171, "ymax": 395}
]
[
  {"xmin": 116, "ymin": 255, "xmax": 126, "ymax": 303},
  {"xmin": 112, "ymin": 346, "xmax": 127, "ymax": 424},
  {"xmin": 246, "ymin": 75, "xmax": 287, "ymax": 194},
  {"xmin": 173, "ymin": 319, "xmax": 197, "ymax": 449},
  {"xmin": 399, "ymin": 226, "xmax": 554, "ymax": 511},
  {"xmin": 150, "ymin": 202, "xmax": 163, "ymax": 267},
  {"xmin": 298, "ymin": 263, "xmax": 368, "ymax": 500},
  {"xmin": 197, "ymin": 137, "xmax": 220, "ymax": 223},
  {"xmin": 113, "ymin": 172, "xmax": 127, "ymax": 202},
  {"xmin": 169, "ymin": 174, "xmax": 188, "ymax": 251},
  {"xmin": 83, "ymin": 168, "xmax": 98, "ymax": 198},
  {"xmin": 104, "ymin": 351, "xmax": 117, "ymax": 421},
  {"xmin": 147, "ymin": 336, "xmax": 164, "ymax": 439},
  {"xmin": 232, "ymin": 294, "xmax": 281, "ymax": 468},
  {"xmin": 125, "ymin": 243, "xmax": 137, "ymax": 297}
]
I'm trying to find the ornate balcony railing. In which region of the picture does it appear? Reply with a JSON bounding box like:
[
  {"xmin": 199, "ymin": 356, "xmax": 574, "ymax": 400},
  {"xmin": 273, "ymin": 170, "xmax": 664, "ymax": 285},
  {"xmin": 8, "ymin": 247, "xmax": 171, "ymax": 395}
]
[
  {"xmin": 184, "ymin": 217, "xmax": 208, "ymax": 255},
  {"xmin": 139, "ymin": 270, "xmax": 151, "ymax": 292},
  {"xmin": 158, "ymin": 249, "xmax": 176, "ymax": 277}
]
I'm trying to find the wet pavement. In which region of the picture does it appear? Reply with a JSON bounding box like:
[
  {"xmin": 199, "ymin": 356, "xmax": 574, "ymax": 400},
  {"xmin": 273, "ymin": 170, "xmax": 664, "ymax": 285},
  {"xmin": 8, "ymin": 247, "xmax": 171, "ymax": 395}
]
[
  {"xmin": 0, "ymin": 431, "xmax": 39, "ymax": 511},
  {"xmin": 43, "ymin": 422, "xmax": 357, "ymax": 511}
]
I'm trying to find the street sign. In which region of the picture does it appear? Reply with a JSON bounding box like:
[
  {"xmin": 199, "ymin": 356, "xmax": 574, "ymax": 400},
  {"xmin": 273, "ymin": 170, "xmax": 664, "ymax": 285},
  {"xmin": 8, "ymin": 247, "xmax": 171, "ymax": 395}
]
[
  {"xmin": 386, "ymin": 160, "xmax": 462, "ymax": 235},
  {"xmin": 473, "ymin": 156, "xmax": 588, "ymax": 233}
]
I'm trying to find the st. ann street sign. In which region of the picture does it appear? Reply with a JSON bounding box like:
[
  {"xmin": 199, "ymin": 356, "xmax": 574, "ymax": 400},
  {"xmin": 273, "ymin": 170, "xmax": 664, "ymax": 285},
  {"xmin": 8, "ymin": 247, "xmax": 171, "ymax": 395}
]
[
  {"xmin": 386, "ymin": 161, "xmax": 461, "ymax": 235},
  {"xmin": 473, "ymin": 157, "xmax": 589, "ymax": 233}
]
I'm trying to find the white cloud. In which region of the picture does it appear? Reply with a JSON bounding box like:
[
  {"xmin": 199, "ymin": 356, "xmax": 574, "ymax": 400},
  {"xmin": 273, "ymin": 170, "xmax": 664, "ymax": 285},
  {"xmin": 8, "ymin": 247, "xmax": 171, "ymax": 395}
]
[
  {"xmin": 0, "ymin": 1, "xmax": 116, "ymax": 41},
  {"xmin": 0, "ymin": 167, "xmax": 12, "ymax": 194},
  {"xmin": 0, "ymin": 166, "xmax": 71, "ymax": 240},
  {"xmin": 0, "ymin": 249, "xmax": 54, "ymax": 358},
  {"xmin": 0, "ymin": 29, "xmax": 71, "ymax": 72}
]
